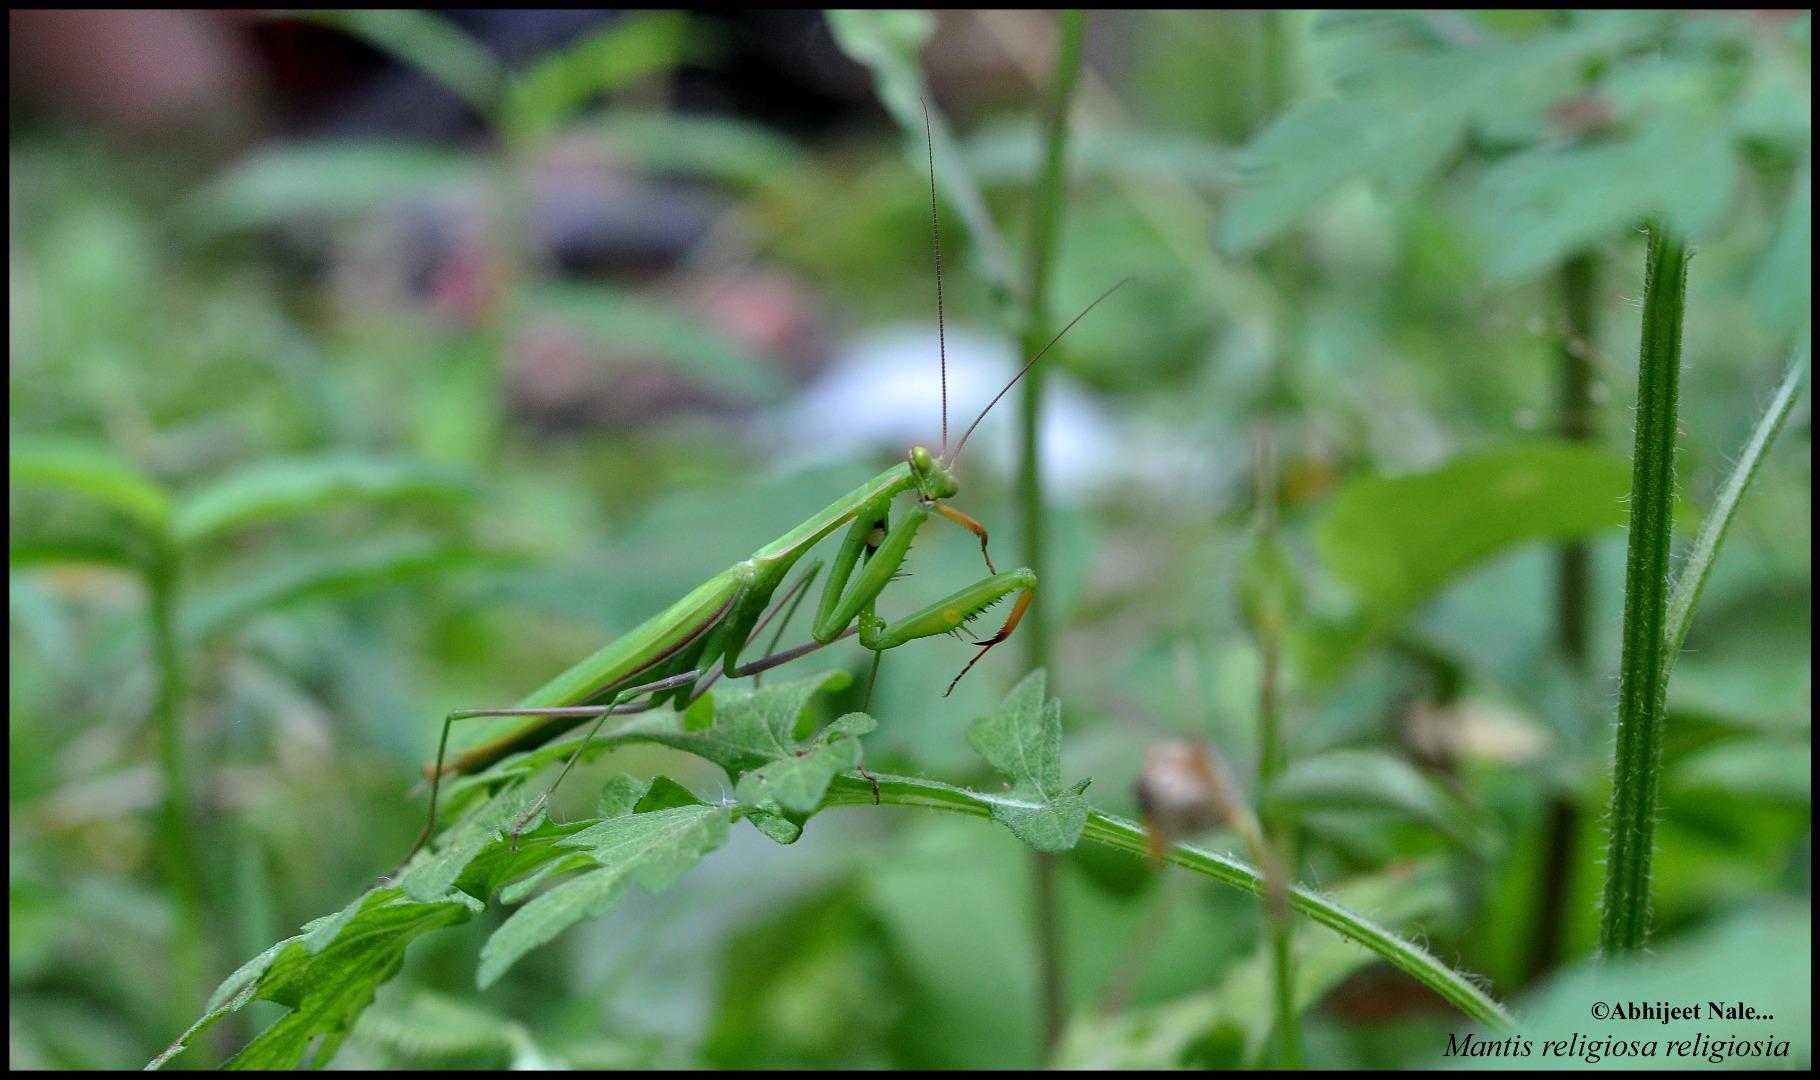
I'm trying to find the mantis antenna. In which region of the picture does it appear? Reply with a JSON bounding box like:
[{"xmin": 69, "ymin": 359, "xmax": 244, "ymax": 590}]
[{"xmin": 947, "ymin": 275, "xmax": 1133, "ymax": 466}]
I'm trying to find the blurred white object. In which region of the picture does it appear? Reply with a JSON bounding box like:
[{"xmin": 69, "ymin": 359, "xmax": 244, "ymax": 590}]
[{"xmin": 769, "ymin": 322, "xmax": 1228, "ymax": 508}]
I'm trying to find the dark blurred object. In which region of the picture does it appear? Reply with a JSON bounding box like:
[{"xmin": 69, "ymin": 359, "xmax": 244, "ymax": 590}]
[
  {"xmin": 9, "ymin": 9, "xmax": 258, "ymax": 136},
  {"xmin": 249, "ymin": 10, "xmax": 883, "ymax": 142},
  {"xmin": 249, "ymin": 10, "xmax": 615, "ymax": 140},
  {"xmin": 671, "ymin": 11, "xmax": 879, "ymax": 136}
]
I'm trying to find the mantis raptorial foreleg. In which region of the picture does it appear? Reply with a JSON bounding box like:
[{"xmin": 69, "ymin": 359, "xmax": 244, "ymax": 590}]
[{"xmin": 810, "ymin": 498, "xmax": 1037, "ymax": 694}]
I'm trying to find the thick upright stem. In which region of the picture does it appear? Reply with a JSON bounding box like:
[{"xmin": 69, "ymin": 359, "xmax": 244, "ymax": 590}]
[
  {"xmin": 1599, "ymin": 225, "xmax": 1687, "ymax": 956},
  {"xmin": 150, "ymin": 547, "xmax": 208, "ymax": 1034},
  {"xmin": 1526, "ymin": 249, "xmax": 1598, "ymax": 981},
  {"xmin": 1016, "ymin": 10, "xmax": 1087, "ymax": 1057}
]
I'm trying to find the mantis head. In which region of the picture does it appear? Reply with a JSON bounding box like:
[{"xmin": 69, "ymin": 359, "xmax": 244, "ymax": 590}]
[{"xmin": 910, "ymin": 444, "xmax": 960, "ymax": 501}]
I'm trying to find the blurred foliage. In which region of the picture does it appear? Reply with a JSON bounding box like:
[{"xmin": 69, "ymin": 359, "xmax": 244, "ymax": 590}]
[{"xmin": 9, "ymin": 8, "xmax": 1809, "ymax": 1070}]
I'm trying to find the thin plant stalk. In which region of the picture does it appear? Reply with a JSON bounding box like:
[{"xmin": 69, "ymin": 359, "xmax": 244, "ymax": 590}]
[
  {"xmin": 1598, "ymin": 224, "xmax": 1687, "ymax": 956},
  {"xmin": 1664, "ymin": 344, "xmax": 1809, "ymax": 662},
  {"xmin": 149, "ymin": 544, "xmax": 209, "ymax": 1037},
  {"xmin": 1248, "ymin": 432, "xmax": 1299, "ymax": 1068},
  {"xmin": 1016, "ymin": 9, "xmax": 1088, "ymax": 1057},
  {"xmin": 822, "ymin": 773, "xmax": 1517, "ymax": 1031},
  {"xmin": 1527, "ymin": 248, "xmax": 1599, "ymax": 981}
]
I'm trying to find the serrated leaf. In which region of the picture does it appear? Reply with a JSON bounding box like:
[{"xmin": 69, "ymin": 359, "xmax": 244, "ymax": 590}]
[
  {"xmin": 966, "ymin": 670, "xmax": 1091, "ymax": 852},
  {"xmin": 736, "ymin": 727, "xmax": 864, "ymax": 816},
  {"xmin": 477, "ymin": 803, "xmax": 730, "ymax": 988},
  {"xmin": 596, "ymin": 774, "xmax": 651, "ymax": 818},
  {"xmin": 173, "ymin": 457, "xmax": 482, "ymax": 545},
  {"xmin": 150, "ymin": 889, "xmax": 481, "ymax": 1070},
  {"xmin": 745, "ymin": 811, "xmax": 804, "ymax": 845},
  {"xmin": 401, "ymin": 784, "xmax": 541, "ymax": 902},
  {"xmin": 9, "ymin": 439, "xmax": 171, "ymax": 533},
  {"xmin": 1218, "ymin": 13, "xmax": 1665, "ymax": 256},
  {"xmin": 1468, "ymin": 120, "xmax": 1738, "ymax": 283},
  {"xmin": 634, "ymin": 774, "xmax": 710, "ymax": 812},
  {"xmin": 587, "ymin": 670, "xmax": 852, "ymax": 776}
]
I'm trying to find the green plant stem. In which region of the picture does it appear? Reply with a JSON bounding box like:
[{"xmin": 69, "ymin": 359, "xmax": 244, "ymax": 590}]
[
  {"xmin": 1598, "ymin": 225, "xmax": 1687, "ymax": 957},
  {"xmin": 1017, "ymin": 10, "xmax": 1087, "ymax": 1057},
  {"xmin": 1250, "ymin": 433, "xmax": 1299, "ymax": 1069},
  {"xmin": 150, "ymin": 546, "xmax": 208, "ymax": 1032},
  {"xmin": 1527, "ymin": 248, "xmax": 1598, "ymax": 982},
  {"xmin": 1664, "ymin": 345, "xmax": 1809, "ymax": 663},
  {"xmin": 822, "ymin": 773, "xmax": 1516, "ymax": 1030}
]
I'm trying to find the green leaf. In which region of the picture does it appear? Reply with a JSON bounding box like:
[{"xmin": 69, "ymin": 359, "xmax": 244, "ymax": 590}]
[
  {"xmin": 1468, "ymin": 121, "xmax": 1738, "ymax": 283},
  {"xmin": 190, "ymin": 142, "xmax": 476, "ymax": 232},
  {"xmin": 477, "ymin": 802, "xmax": 730, "ymax": 988},
  {"xmin": 961, "ymin": 121, "xmax": 1237, "ymax": 190},
  {"xmin": 489, "ymin": 671, "xmax": 854, "ymax": 781},
  {"xmin": 9, "ymin": 439, "xmax": 171, "ymax": 534},
  {"xmin": 1307, "ymin": 441, "xmax": 1631, "ymax": 675},
  {"xmin": 348, "ymin": 989, "xmax": 518, "ymax": 1065},
  {"xmin": 182, "ymin": 536, "xmax": 519, "ymax": 642},
  {"xmin": 966, "ymin": 670, "xmax": 1091, "ymax": 852},
  {"xmin": 1259, "ymin": 749, "xmax": 1486, "ymax": 848},
  {"xmin": 735, "ymin": 711, "xmax": 876, "ymax": 816},
  {"xmin": 590, "ymin": 109, "xmax": 811, "ymax": 191},
  {"xmin": 8, "ymin": 530, "xmax": 150, "ymax": 573},
  {"xmin": 401, "ymin": 784, "xmax": 543, "ymax": 903},
  {"xmin": 1669, "ymin": 738, "xmax": 1812, "ymax": 805},
  {"xmin": 1217, "ymin": 13, "xmax": 1666, "ymax": 257},
  {"xmin": 499, "ymin": 13, "xmax": 693, "ymax": 146},
  {"xmin": 173, "ymin": 457, "xmax": 483, "ymax": 544},
  {"xmin": 148, "ymin": 888, "xmax": 482, "ymax": 1070}
]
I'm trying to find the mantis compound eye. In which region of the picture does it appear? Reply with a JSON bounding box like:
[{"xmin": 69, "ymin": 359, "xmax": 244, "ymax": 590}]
[{"xmin": 910, "ymin": 445, "xmax": 934, "ymax": 476}]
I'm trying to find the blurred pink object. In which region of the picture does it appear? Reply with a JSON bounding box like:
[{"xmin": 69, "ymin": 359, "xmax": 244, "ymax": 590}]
[{"xmin": 9, "ymin": 9, "xmax": 256, "ymax": 133}]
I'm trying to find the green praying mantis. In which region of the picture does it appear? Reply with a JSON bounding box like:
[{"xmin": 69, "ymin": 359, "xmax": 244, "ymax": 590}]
[{"xmin": 397, "ymin": 109, "xmax": 1127, "ymax": 869}]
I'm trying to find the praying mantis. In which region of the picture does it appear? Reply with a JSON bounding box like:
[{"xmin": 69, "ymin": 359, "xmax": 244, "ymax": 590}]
[{"xmin": 397, "ymin": 108, "xmax": 1126, "ymax": 869}]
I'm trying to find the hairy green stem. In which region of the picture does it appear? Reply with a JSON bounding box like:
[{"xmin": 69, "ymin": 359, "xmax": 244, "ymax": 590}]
[
  {"xmin": 822, "ymin": 773, "xmax": 1516, "ymax": 1030},
  {"xmin": 1016, "ymin": 10, "xmax": 1087, "ymax": 1057},
  {"xmin": 1249, "ymin": 432, "xmax": 1299, "ymax": 1068},
  {"xmin": 1599, "ymin": 225, "xmax": 1687, "ymax": 957},
  {"xmin": 1664, "ymin": 345, "xmax": 1808, "ymax": 664},
  {"xmin": 1527, "ymin": 249, "xmax": 1599, "ymax": 982}
]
